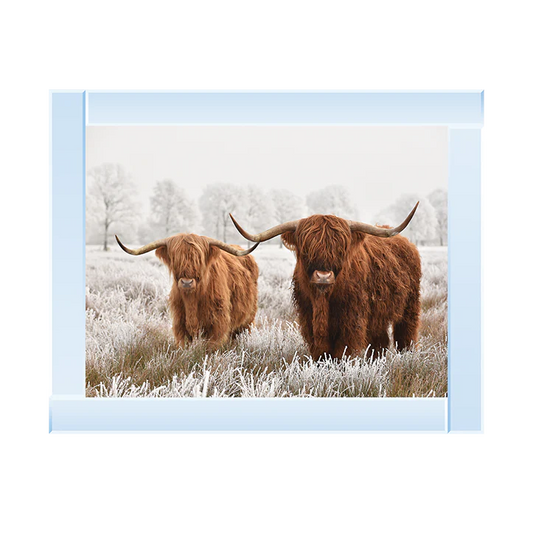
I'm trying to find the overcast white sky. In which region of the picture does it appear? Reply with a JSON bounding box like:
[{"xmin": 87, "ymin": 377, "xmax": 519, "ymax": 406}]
[{"xmin": 87, "ymin": 125, "xmax": 447, "ymax": 222}]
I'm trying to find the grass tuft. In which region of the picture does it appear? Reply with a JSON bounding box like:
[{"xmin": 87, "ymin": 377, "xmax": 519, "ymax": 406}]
[{"xmin": 86, "ymin": 245, "xmax": 447, "ymax": 397}]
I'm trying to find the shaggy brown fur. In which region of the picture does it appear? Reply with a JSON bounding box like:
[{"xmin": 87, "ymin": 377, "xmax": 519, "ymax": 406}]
[
  {"xmin": 155, "ymin": 234, "xmax": 259, "ymax": 349},
  {"xmin": 281, "ymin": 215, "xmax": 421, "ymax": 360}
]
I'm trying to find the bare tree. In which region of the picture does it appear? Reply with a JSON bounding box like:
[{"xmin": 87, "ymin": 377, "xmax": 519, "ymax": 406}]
[
  {"xmin": 86, "ymin": 163, "xmax": 139, "ymax": 251},
  {"xmin": 427, "ymin": 188, "xmax": 448, "ymax": 246},
  {"xmin": 377, "ymin": 194, "xmax": 438, "ymax": 246},
  {"xmin": 199, "ymin": 183, "xmax": 244, "ymax": 242},
  {"xmin": 150, "ymin": 180, "xmax": 199, "ymax": 236},
  {"xmin": 232, "ymin": 185, "xmax": 275, "ymax": 244},
  {"xmin": 306, "ymin": 185, "xmax": 359, "ymax": 219},
  {"xmin": 271, "ymin": 189, "xmax": 306, "ymax": 247}
]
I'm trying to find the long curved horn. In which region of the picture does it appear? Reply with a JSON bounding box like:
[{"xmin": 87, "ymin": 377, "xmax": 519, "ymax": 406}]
[
  {"xmin": 229, "ymin": 214, "xmax": 299, "ymax": 243},
  {"xmin": 348, "ymin": 202, "xmax": 419, "ymax": 237},
  {"xmin": 115, "ymin": 235, "xmax": 168, "ymax": 255},
  {"xmin": 207, "ymin": 237, "xmax": 260, "ymax": 256}
]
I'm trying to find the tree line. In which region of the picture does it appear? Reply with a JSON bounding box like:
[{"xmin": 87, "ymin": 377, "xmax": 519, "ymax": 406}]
[{"xmin": 86, "ymin": 163, "xmax": 447, "ymax": 250}]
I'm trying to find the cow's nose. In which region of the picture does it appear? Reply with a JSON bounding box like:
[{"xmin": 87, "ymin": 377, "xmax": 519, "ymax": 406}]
[
  {"xmin": 312, "ymin": 270, "xmax": 335, "ymax": 285},
  {"xmin": 179, "ymin": 278, "xmax": 195, "ymax": 289}
]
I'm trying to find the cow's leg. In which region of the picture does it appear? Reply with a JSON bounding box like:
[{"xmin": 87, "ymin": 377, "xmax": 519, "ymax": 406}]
[
  {"xmin": 292, "ymin": 287, "xmax": 316, "ymax": 359},
  {"xmin": 183, "ymin": 299, "xmax": 201, "ymax": 340},
  {"xmin": 312, "ymin": 294, "xmax": 331, "ymax": 360},
  {"xmin": 206, "ymin": 305, "xmax": 231, "ymax": 351},
  {"xmin": 169, "ymin": 292, "xmax": 189, "ymax": 347},
  {"xmin": 297, "ymin": 311, "xmax": 316, "ymax": 357},
  {"xmin": 172, "ymin": 314, "xmax": 189, "ymax": 347},
  {"xmin": 331, "ymin": 340, "xmax": 349, "ymax": 359},
  {"xmin": 368, "ymin": 330, "xmax": 390, "ymax": 358},
  {"xmin": 230, "ymin": 320, "xmax": 254, "ymax": 338},
  {"xmin": 393, "ymin": 293, "xmax": 420, "ymax": 352},
  {"xmin": 332, "ymin": 316, "xmax": 368, "ymax": 359}
]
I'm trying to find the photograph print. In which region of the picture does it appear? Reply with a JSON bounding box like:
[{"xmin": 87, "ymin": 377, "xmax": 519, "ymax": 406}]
[{"xmin": 85, "ymin": 125, "xmax": 448, "ymax": 398}]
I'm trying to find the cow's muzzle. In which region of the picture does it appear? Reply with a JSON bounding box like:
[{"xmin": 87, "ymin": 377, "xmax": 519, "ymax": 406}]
[
  {"xmin": 179, "ymin": 278, "xmax": 196, "ymax": 291},
  {"xmin": 310, "ymin": 270, "xmax": 335, "ymax": 286}
]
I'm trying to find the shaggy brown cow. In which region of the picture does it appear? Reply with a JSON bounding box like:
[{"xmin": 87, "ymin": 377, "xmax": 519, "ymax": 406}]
[
  {"xmin": 230, "ymin": 204, "xmax": 421, "ymax": 360},
  {"xmin": 115, "ymin": 233, "xmax": 259, "ymax": 349}
]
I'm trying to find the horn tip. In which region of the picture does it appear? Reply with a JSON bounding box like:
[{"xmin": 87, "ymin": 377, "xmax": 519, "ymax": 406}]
[
  {"xmin": 115, "ymin": 234, "xmax": 131, "ymax": 254},
  {"xmin": 239, "ymin": 241, "xmax": 259, "ymax": 255}
]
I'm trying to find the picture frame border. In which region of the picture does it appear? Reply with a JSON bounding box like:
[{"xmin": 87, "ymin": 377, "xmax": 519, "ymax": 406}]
[{"xmin": 49, "ymin": 90, "xmax": 483, "ymax": 432}]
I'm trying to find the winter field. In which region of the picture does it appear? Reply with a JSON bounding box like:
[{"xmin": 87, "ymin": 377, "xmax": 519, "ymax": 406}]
[{"xmin": 86, "ymin": 244, "xmax": 448, "ymax": 397}]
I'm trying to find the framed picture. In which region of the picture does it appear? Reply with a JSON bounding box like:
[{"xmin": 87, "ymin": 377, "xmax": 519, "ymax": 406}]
[{"xmin": 50, "ymin": 91, "xmax": 482, "ymax": 432}]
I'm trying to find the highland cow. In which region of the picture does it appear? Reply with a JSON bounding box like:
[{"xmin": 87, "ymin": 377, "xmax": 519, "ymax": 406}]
[
  {"xmin": 115, "ymin": 233, "xmax": 259, "ymax": 349},
  {"xmin": 230, "ymin": 204, "xmax": 421, "ymax": 360}
]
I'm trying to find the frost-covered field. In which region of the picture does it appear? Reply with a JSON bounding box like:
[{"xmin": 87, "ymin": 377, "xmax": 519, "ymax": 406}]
[{"xmin": 86, "ymin": 244, "xmax": 447, "ymax": 397}]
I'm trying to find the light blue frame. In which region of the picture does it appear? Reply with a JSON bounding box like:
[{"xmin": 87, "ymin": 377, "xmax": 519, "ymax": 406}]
[{"xmin": 49, "ymin": 91, "xmax": 483, "ymax": 432}]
